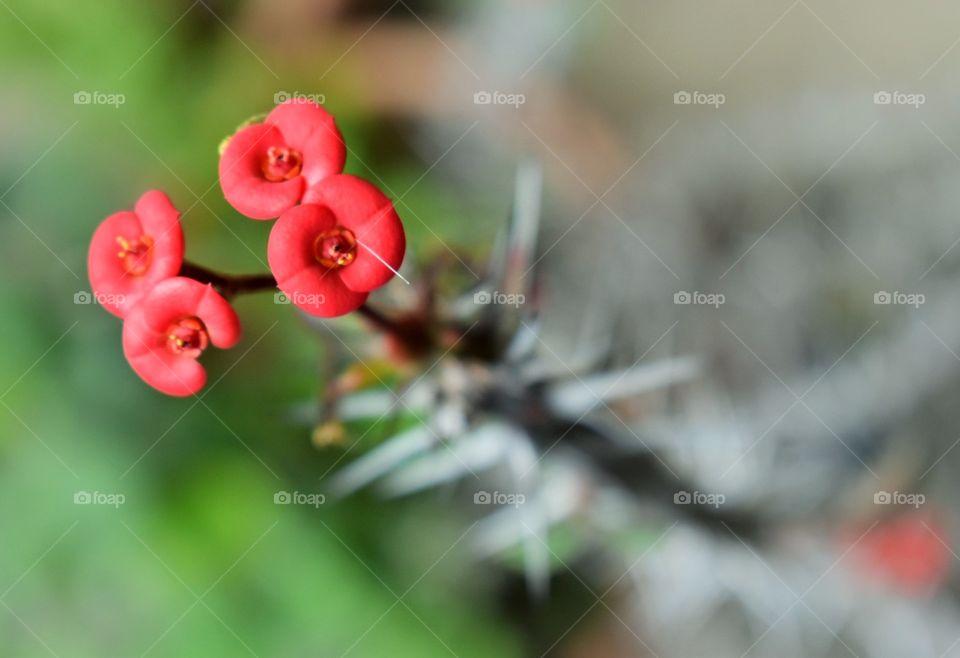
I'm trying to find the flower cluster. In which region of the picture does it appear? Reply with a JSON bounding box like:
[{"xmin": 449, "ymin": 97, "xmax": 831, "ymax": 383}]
[{"xmin": 88, "ymin": 99, "xmax": 406, "ymax": 396}]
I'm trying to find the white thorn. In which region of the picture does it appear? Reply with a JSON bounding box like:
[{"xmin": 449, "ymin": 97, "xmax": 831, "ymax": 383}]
[{"xmin": 357, "ymin": 238, "xmax": 410, "ymax": 285}]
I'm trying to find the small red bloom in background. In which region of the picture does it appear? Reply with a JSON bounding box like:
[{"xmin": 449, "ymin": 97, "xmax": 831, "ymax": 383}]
[
  {"xmin": 219, "ymin": 100, "xmax": 346, "ymax": 220},
  {"xmin": 88, "ymin": 190, "xmax": 184, "ymax": 317},
  {"xmin": 844, "ymin": 510, "xmax": 952, "ymax": 596},
  {"xmin": 268, "ymin": 174, "xmax": 406, "ymax": 317},
  {"xmin": 122, "ymin": 277, "xmax": 241, "ymax": 397}
]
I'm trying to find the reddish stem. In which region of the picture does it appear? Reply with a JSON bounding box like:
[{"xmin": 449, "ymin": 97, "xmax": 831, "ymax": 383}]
[
  {"xmin": 178, "ymin": 261, "xmax": 277, "ymax": 298},
  {"xmin": 178, "ymin": 260, "xmax": 413, "ymax": 342},
  {"xmin": 354, "ymin": 303, "xmax": 394, "ymax": 333}
]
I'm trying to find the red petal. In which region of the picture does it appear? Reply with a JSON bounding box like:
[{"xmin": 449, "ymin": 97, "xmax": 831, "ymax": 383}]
[
  {"xmin": 126, "ymin": 276, "xmax": 206, "ymax": 347},
  {"xmin": 121, "ymin": 278, "xmax": 241, "ymax": 396},
  {"xmin": 268, "ymin": 205, "xmax": 368, "ymax": 317},
  {"xmin": 219, "ymin": 123, "xmax": 305, "ymax": 220},
  {"xmin": 277, "ymin": 266, "xmax": 368, "ymax": 318},
  {"xmin": 133, "ymin": 189, "xmax": 184, "ymax": 286},
  {"xmin": 88, "ymin": 211, "xmax": 143, "ymax": 317},
  {"xmin": 87, "ymin": 191, "xmax": 184, "ymax": 318},
  {"xmin": 266, "ymin": 204, "xmax": 337, "ymax": 283},
  {"xmin": 266, "ymin": 100, "xmax": 346, "ymax": 186},
  {"xmin": 124, "ymin": 348, "xmax": 207, "ymax": 397},
  {"xmin": 134, "ymin": 189, "xmax": 179, "ymax": 233},
  {"xmin": 196, "ymin": 284, "xmax": 242, "ymax": 349},
  {"xmin": 302, "ymin": 175, "xmax": 405, "ymax": 292}
]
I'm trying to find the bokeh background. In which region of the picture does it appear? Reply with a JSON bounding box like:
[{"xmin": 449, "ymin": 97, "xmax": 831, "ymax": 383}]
[{"xmin": 4, "ymin": 0, "xmax": 960, "ymax": 656}]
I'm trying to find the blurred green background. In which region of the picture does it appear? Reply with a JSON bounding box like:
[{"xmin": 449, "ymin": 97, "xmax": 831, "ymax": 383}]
[{"xmin": 0, "ymin": 1, "xmax": 518, "ymax": 655}]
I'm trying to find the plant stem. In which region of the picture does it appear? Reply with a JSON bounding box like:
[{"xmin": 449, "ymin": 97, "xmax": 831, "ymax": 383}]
[
  {"xmin": 354, "ymin": 303, "xmax": 395, "ymax": 333},
  {"xmin": 178, "ymin": 260, "xmax": 414, "ymax": 343},
  {"xmin": 178, "ymin": 261, "xmax": 277, "ymax": 297}
]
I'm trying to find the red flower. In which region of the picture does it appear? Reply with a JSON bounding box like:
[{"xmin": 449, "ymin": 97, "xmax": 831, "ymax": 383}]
[
  {"xmin": 122, "ymin": 277, "xmax": 241, "ymax": 397},
  {"xmin": 219, "ymin": 100, "xmax": 346, "ymax": 220},
  {"xmin": 88, "ymin": 190, "xmax": 184, "ymax": 318},
  {"xmin": 846, "ymin": 511, "xmax": 952, "ymax": 595},
  {"xmin": 268, "ymin": 175, "xmax": 405, "ymax": 317}
]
